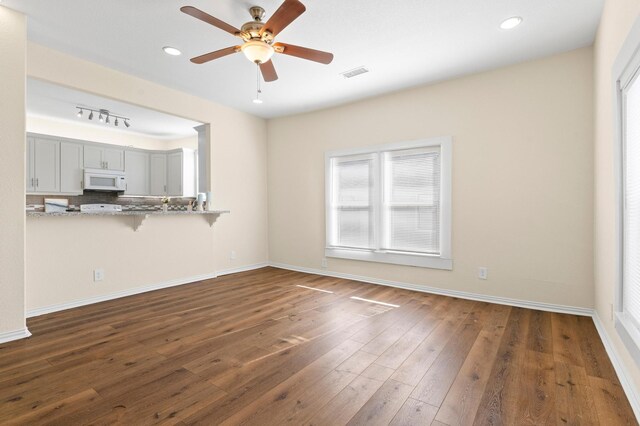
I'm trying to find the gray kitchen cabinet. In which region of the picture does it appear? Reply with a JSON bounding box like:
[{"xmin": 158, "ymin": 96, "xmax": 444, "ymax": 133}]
[
  {"xmin": 149, "ymin": 153, "xmax": 167, "ymax": 195},
  {"xmin": 125, "ymin": 150, "xmax": 150, "ymax": 195},
  {"xmin": 29, "ymin": 137, "xmax": 60, "ymax": 193},
  {"xmin": 84, "ymin": 145, "xmax": 124, "ymax": 171},
  {"xmin": 167, "ymin": 149, "xmax": 196, "ymax": 197},
  {"xmin": 60, "ymin": 142, "xmax": 84, "ymax": 194}
]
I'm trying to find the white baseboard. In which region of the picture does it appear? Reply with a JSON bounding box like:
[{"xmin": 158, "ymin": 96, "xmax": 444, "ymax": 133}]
[
  {"xmin": 0, "ymin": 327, "xmax": 32, "ymax": 345},
  {"xmin": 269, "ymin": 262, "xmax": 593, "ymax": 316},
  {"xmin": 26, "ymin": 262, "xmax": 272, "ymax": 318},
  {"xmin": 592, "ymin": 312, "xmax": 640, "ymax": 420},
  {"xmin": 216, "ymin": 262, "xmax": 270, "ymax": 277},
  {"xmin": 26, "ymin": 271, "xmax": 219, "ymax": 318}
]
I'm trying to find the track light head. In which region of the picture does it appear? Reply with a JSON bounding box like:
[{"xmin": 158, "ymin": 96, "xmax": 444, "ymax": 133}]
[
  {"xmin": 124, "ymin": 120, "xmax": 130, "ymax": 128},
  {"xmin": 88, "ymin": 111, "xmax": 94, "ymax": 120},
  {"xmin": 115, "ymin": 118, "xmax": 119, "ymax": 127},
  {"xmin": 77, "ymin": 108, "xmax": 83, "ymax": 118},
  {"xmin": 106, "ymin": 115, "xmax": 110, "ymax": 124},
  {"xmin": 99, "ymin": 113, "xmax": 104, "ymax": 123}
]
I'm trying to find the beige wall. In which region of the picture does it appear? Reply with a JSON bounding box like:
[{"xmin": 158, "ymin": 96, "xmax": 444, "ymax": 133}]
[
  {"xmin": 25, "ymin": 43, "xmax": 268, "ymax": 312},
  {"xmin": 594, "ymin": 0, "xmax": 640, "ymax": 403},
  {"xmin": 268, "ymin": 47, "xmax": 594, "ymax": 308},
  {"xmin": 0, "ymin": 6, "xmax": 27, "ymax": 335},
  {"xmin": 26, "ymin": 115, "xmax": 192, "ymax": 151}
]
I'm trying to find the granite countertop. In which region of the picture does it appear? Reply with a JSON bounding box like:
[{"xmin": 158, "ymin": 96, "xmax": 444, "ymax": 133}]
[{"xmin": 26, "ymin": 209, "xmax": 230, "ymax": 217}]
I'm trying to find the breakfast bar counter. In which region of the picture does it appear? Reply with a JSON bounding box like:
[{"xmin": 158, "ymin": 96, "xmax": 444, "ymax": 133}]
[{"xmin": 26, "ymin": 209, "xmax": 230, "ymax": 231}]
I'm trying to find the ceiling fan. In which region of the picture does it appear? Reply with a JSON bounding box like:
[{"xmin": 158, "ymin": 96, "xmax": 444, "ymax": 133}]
[{"xmin": 180, "ymin": 0, "xmax": 334, "ymax": 83}]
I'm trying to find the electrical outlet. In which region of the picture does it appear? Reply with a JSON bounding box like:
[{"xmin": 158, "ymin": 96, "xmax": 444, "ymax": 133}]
[
  {"xmin": 230, "ymin": 250, "xmax": 237, "ymax": 260},
  {"xmin": 321, "ymin": 258, "xmax": 328, "ymax": 269},
  {"xmin": 478, "ymin": 267, "xmax": 488, "ymax": 280},
  {"xmin": 94, "ymin": 268, "xmax": 105, "ymax": 282}
]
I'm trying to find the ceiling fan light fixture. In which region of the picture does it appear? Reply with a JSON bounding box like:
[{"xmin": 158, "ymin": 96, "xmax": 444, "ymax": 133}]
[
  {"xmin": 241, "ymin": 40, "xmax": 274, "ymax": 64},
  {"xmin": 500, "ymin": 16, "xmax": 523, "ymax": 30}
]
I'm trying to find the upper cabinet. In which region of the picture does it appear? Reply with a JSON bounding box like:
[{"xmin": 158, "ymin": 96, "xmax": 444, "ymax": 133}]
[
  {"xmin": 27, "ymin": 137, "xmax": 60, "ymax": 194},
  {"xmin": 60, "ymin": 142, "xmax": 84, "ymax": 194},
  {"xmin": 84, "ymin": 145, "xmax": 124, "ymax": 171},
  {"xmin": 150, "ymin": 153, "xmax": 167, "ymax": 196},
  {"xmin": 125, "ymin": 150, "xmax": 150, "ymax": 196},
  {"xmin": 26, "ymin": 133, "xmax": 197, "ymax": 197}
]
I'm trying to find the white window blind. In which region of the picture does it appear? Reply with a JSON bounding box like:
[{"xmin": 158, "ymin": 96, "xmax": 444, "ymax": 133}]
[
  {"xmin": 382, "ymin": 147, "xmax": 440, "ymax": 254},
  {"xmin": 329, "ymin": 154, "xmax": 376, "ymax": 249},
  {"xmin": 325, "ymin": 138, "xmax": 452, "ymax": 270},
  {"xmin": 623, "ymin": 70, "xmax": 640, "ymax": 333}
]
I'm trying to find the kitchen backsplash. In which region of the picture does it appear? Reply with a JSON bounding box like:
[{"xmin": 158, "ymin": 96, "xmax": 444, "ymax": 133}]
[{"xmin": 26, "ymin": 193, "xmax": 195, "ymax": 211}]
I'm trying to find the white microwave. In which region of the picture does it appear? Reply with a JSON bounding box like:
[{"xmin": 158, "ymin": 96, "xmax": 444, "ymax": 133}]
[{"xmin": 83, "ymin": 169, "xmax": 127, "ymax": 192}]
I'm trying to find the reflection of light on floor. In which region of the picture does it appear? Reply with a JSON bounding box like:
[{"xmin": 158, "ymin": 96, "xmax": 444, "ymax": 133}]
[
  {"xmin": 350, "ymin": 296, "xmax": 400, "ymax": 308},
  {"xmin": 295, "ymin": 284, "xmax": 334, "ymax": 294}
]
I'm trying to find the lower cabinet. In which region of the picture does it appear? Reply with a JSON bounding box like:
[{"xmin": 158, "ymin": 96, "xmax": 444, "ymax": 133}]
[{"xmin": 125, "ymin": 150, "xmax": 150, "ymax": 195}]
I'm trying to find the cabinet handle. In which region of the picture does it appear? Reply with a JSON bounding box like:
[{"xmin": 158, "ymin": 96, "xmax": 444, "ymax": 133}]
[
  {"xmin": 30, "ymin": 178, "xmax": 34, "ymax": 187},
  {"xmin": 36, "ymin": 178, "xmax": 39, "ymax": 187}
]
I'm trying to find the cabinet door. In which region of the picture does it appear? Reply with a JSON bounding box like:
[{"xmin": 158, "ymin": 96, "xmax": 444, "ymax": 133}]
[
  {"xmin": 84, "ymin": 145, "xmax": 103, "ymax": 169},
  {"xmin": 150, "ymin": 153, "xmax": 167, "ymax": 195},
  {"xmin": 26, "ymin": 137, "xmax": 35, "ymax": 192},
  {"xmin": 103, "ymin": 148, "xmax": 125, "ymax": 171},
  {"xmin": 33, "ymin": 138, "xmax": 60, "ymax": 193},
  {"xmin": 60, "ymin": 142, "xmax": 84, "ymax": 194},
  {"xmin": 125, "ymin": 150, "xmax": 150, "ymax": 195},
  {"xmin": 166, "ymin": 152, "xmax": 183, "ymax": 196}
]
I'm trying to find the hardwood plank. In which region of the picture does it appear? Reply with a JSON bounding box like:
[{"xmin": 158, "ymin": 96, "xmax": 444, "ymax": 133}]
[
  {"xmin": 514, "ymin": 349, "xmax": 556, "ymax": 425},
  {"xmin": 589, "ymin": 376, "xmax": 638, "ymax": 425},
  {"xmin": 472, "ymin": 307, "xmax": 531, "ymax": 425},
  {"xmin": 306, "ymin": 375, "xmax": 385, "ymax": 426},
  {"xmin": 551, "ymin": 312, "xmax": 585, "ymax": 367},
  {"xmin": 435, "ymin": 329, "xmax": 505, "ymax": 425},
  {"xmin": 347, "ymin": 379, "xmax": 414, "ymax": 426},
  {"xmin": 389, "ymin": 398, "xmax": 438, "ymax": 426},
  {"xmin": 554, "ymin": 361, "xmax": 600, "ymax": 425},
  {"xmin": 410, "ymin": 308, "xmax": 483, "ymax": 406},
  {"xmin": 576, "ymin": 316, "xmax": 619, "ymax": 382}
]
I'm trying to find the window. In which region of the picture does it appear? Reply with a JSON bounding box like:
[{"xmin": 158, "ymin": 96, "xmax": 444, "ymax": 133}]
[
  {"xmin": 325, "ymin": 137, "xmax": 452, "ymax": 270},
  {"xmin": 614, "ymin": 20, "xmax": 640, "ymax": 364}
]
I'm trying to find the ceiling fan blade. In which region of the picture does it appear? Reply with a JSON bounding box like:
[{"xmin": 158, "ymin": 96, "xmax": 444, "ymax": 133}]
[
  {"xmin": 273, "ymin": 42, "xmax": 333, "ymax": 64},
  {"xmin": 260, "ymin": 0, "xmax": 306, "ymax": 37},
  {"xmin": 180, "ymin": 6, "xmax": 241, "ymax": 37},
  {"xmin": 191, "ymin": 46, "xmax": 240, "ymax": 64},
  {"xmin": 260, "ymin": 60, "xmax": 278, "ymax": 82}
]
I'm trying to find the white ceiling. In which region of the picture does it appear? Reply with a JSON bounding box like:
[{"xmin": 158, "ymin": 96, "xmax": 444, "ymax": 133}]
[
  {"xmin": 5, "ymin": 0, "xmax": 603, "ymax": 119},
  {"xmin": 27, "ymin": 78, "xmax": 202, "ymax": 139}
]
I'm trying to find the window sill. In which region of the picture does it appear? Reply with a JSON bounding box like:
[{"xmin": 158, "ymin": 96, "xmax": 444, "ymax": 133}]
[
  {"xmin": 325, "ymin": 247, "xmax": 453, "ymax": 270},
  {"xmin": 614, "ymin": 312, "xmax": 640, "ymax": 369}
]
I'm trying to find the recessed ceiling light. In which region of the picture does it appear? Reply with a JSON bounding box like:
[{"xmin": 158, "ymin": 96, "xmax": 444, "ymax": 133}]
[
  {"xmin": 500, "ymin": 16, "xmax": 523, "ymax": 30},
  {"xmin": 163, "ymin": 46, "xmax": 182, "ymax": 56}
]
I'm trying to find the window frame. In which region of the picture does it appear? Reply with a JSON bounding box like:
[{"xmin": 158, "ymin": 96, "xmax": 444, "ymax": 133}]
[
  {"xmin": 325, "ymin": 137, "xmax": 452, "ymax": 270},
  {"xmin": 613, "ymin": 15, "xmax": 640, "ymax": 366}
]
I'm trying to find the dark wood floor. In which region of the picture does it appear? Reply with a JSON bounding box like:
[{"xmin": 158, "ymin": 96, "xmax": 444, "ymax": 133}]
[{"xmin": 0, "ymin": 267, "xmax": 636, "ymax": 425}]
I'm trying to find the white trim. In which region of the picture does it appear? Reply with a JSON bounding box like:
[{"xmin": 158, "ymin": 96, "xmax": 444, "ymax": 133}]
[
  {"xmin": 325, "ymin": 247, "xmax": 452, "ymax": 270},
  {"xmin": 26, "ymin": 262, "xmax": 271, "ymax": 318},
  {"xmin": 27, "ymin": 272, "xmax": 218, "ymax": 318},
  {"xmin": 268, "ymin": 262, "xmax": 591, "ymax": 316},
  {"xmin": 0, "ymin": 327, "xmax": 32, "ymax": 345},
  {"xmin": 593, "ymin": 312, "xmax": 640, "ymax": 420},
  {"xmin": 613, "ymin": 12, "xmax": 640, "ymax": 365},
  {"xmin": 324, "ymin": 136, "xmax": 453, "ymax": 270},
  {"xmin": 216, "ymin": 262, "xmax": 270, "ymax": 277}
]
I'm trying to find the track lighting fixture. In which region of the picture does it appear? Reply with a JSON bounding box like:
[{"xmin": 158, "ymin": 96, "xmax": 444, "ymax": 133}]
[{"xmin": 75, "ymin": 107, "xmax": 131, "ymax": 128}]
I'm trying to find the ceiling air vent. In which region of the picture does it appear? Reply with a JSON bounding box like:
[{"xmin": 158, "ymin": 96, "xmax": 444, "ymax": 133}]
[{"xmin": 341, "ymin": 66, "xmax": 369, "ymax": 79}]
